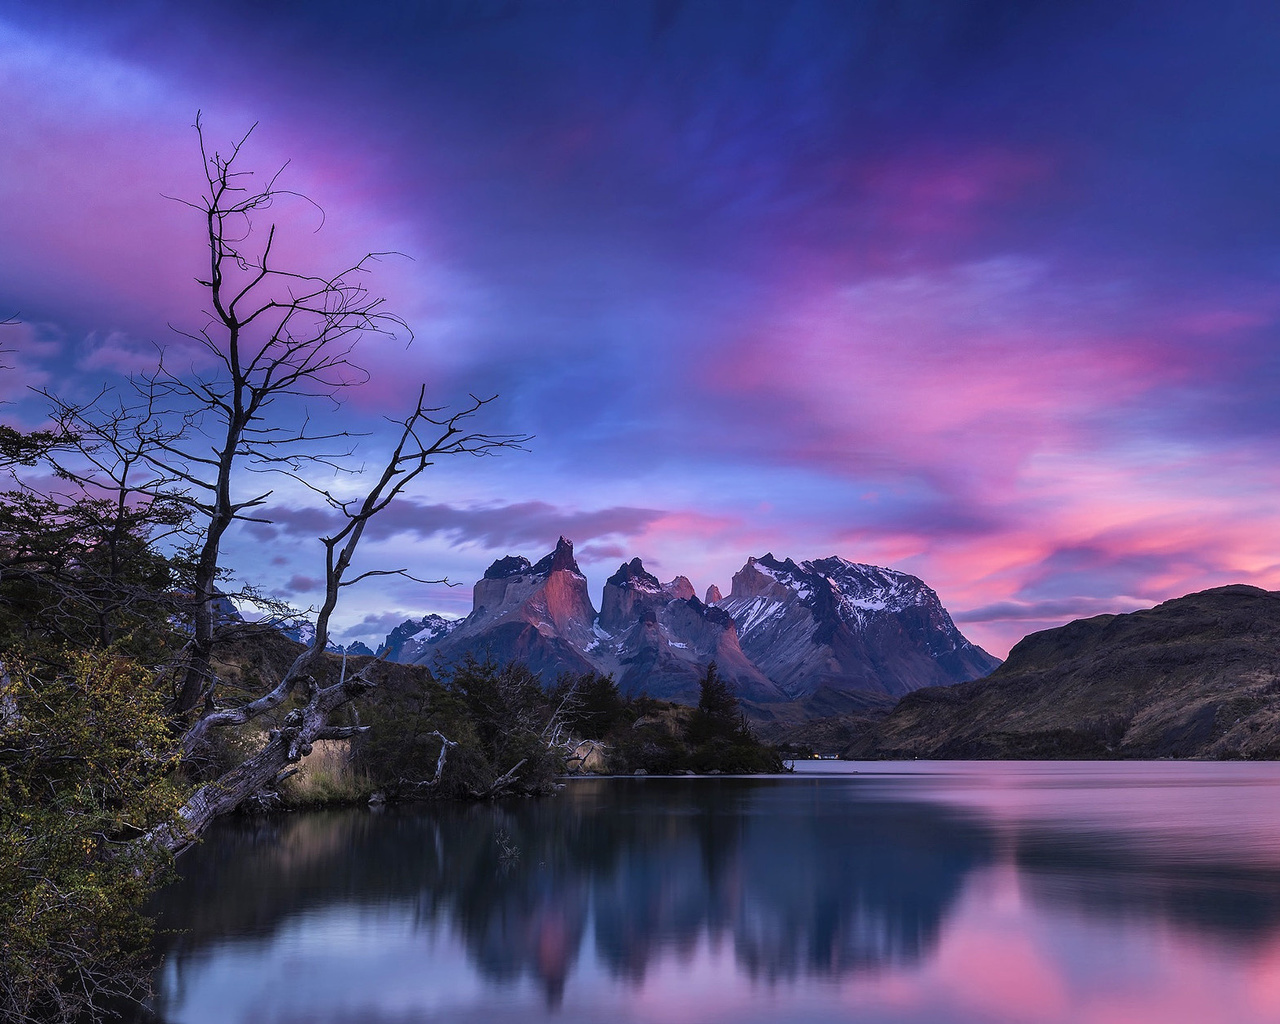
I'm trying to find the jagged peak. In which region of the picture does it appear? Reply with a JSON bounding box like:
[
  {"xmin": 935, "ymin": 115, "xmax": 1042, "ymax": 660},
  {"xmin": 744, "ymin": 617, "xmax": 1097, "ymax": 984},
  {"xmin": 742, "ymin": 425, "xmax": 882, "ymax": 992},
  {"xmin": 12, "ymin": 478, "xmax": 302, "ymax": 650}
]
[
  {"xmin": 484, "ymin": 554, "xmax": 532, "ymax": 580},
  {"xmin": 753, "ymin": 552, "xmax": 804, "ymax": 575},
  {"xmin": 806, "ymin": 555, "xmax": 916, "ymax": 585},
  {"xmin": 731, "ymin": 552, "xmax": 942, "ymax": 615},
  {"xmin": 532, "ymin": 536, "xmax": 583, "ymax": 577},
  {"xmin": 663, "ymin": 575, "xmax": 696, "ymax": 601},
  {"xmin": 606, "ymin": 556, "xmax": 661, "ymax": 591},
  {"xmin": 705, "ymin": 584, "xmax": 723, "ymax": 604},
  {"xmin": 747, "ymin": 552, "xmax": 808, "ymax": 586}
]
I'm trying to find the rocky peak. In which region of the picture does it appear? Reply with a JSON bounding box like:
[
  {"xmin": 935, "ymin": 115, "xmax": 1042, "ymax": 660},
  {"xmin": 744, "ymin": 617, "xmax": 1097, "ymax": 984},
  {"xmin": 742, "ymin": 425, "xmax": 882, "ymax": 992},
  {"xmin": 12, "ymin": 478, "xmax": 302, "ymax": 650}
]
[
  {"xmin": 484, "ymin": 555, "xmax": 532, "ymax": 580},
  {"xmin": 807, "ymin": 556, "xmax": 922, "ymax": 612},
  {"xmin": 756, "ymin": 553, "xmax": 808, "ymax": 583},
  {"xmin": 393, "ymin": 542, "xmax": 994, "ymax": 708},
  {"xmin": 599, "ymin": 555, "xmax": 667, "ymax": 632},
  {"xmin": 663, "ymin": 575, "xmax": 696, "ymax": 602},
  {"xmin": 472, "ymin": 537, "xmax": 588, "ymax": 623},
  {"xmin": 719, "ymin": 551, "xmax": 999, "ymax": 698},
  {"xmin": 376, "ymin": 613, "xmax": 460, "ymax": 662},
  {"xmin": 681, "ymin": 595, "xmax": 733, "ymax": 628},
  {"xmin": 532, "ymin": 536, "xmax": 583, "ymax": 577},
  {"xmin": 606, "ymin": 557, "xmax": 662, "ymax": 592},
  {"xmin": 728, "ymin": 553, "xmax": 808, "ymax": 603}
]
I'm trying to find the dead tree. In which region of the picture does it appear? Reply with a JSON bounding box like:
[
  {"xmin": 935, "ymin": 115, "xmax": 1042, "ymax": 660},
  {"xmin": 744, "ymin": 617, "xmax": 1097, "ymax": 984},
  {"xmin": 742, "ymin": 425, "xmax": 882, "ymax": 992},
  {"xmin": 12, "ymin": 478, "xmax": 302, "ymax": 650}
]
[
  {"xmin": 152, "ymin": 389, "xmax": 519, "ymax": 856},
  {"xmin": 46, "ymin": 116, "xmax": 418, "ymax": 715},
  {"xmin": 38, "ymin": 118, "xmax": 524, "ymax": 851}
]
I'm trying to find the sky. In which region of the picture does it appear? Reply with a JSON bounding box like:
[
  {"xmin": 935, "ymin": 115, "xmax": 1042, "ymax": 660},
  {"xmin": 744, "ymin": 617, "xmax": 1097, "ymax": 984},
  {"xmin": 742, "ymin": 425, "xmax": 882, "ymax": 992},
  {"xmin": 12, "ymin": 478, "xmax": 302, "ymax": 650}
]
[{"xmin": 2, "ymin": 0, "xmax": 1279, "ymax": 657}]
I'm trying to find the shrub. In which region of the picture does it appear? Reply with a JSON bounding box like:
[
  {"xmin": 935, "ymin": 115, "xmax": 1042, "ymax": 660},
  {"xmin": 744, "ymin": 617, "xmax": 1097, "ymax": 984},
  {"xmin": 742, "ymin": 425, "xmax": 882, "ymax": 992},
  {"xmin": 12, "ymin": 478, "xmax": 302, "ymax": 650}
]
[{"xmin": 0, "ymin": 650, "xmax": 187, "ymax": 1022}]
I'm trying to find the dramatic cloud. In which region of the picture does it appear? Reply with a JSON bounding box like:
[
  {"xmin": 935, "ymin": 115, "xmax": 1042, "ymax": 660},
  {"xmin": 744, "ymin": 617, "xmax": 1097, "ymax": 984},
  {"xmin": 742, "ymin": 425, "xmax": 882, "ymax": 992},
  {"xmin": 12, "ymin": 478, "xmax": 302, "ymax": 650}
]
[
  {"xmin": 4, "ymin": 1, "xmax": 1280, "ymax": 654},
  {"xmin": 255, "ymin": 500, "xmax": 666, "ymax": 552}
]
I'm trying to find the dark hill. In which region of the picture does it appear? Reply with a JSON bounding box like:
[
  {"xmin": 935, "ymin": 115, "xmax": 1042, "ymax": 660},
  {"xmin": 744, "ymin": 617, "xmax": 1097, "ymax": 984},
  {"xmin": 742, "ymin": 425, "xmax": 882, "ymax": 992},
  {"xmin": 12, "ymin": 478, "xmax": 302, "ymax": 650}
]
[{"xmin": 843, "ymin": 586, "xmax": 1280, "ymax": 759}]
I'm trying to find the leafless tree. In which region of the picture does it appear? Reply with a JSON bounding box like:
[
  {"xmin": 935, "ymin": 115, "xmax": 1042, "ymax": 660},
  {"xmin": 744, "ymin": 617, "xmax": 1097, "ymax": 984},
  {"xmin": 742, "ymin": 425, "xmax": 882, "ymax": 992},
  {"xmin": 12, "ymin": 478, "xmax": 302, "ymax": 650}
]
[
  {"xmin": 153, "ymin": 387, "xmax": 522, "ymax": 855},
  {"xmin": 41, "ymin": 117, "xmax": 525, "ymax": 852}
]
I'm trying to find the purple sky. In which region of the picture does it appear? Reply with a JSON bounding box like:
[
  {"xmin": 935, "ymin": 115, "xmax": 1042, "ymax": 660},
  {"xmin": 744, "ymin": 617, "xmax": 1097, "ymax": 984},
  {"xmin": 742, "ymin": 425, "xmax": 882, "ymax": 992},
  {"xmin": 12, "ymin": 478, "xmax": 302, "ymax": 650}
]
[{"xmin": 3, "ymin": 1, "xmax": 1280, "ymax": 656}]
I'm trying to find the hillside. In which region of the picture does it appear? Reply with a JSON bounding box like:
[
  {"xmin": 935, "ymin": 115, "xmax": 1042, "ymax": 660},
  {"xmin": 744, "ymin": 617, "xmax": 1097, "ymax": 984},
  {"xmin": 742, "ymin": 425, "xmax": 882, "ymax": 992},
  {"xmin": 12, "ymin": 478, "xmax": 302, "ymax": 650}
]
[{"xmin": 842, "ymin": 586, "xmax": 1280, "ymax": 759}]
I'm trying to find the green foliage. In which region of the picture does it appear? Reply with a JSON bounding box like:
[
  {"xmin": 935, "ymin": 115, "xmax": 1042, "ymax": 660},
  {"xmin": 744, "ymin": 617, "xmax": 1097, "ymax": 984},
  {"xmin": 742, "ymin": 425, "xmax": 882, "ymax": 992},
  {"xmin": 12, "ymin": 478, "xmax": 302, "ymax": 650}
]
[
  {"xmin": 576, "ymin": 663, "xmax": 786, "ymax": 775},
  {"xmin": 356, "ymin": 657, "xmax": 784, "ymax": 791},
  {"xmin": 687, "ymin": 662, "xmax": 745, "ymax": 746},
  {"xmin": 0, "ymin": 487, "xmax": 190, "ymax": 662},
  {"xmin": 554, "ymin": 671, "xmax": 629, "ymax": 740},
  {"xmin": 356, "ymin": 656, "xmax": 566, "ymax": 799},
  {"xmin": 608, "ymin": 714, "xmax": 690, "ymax": 774},
  {"xmin": 0, "ymin": 424, "xmax": 66, "ymax": 469},
  {"xmin": 0, "ymin": 649, "xmax": 188, "ymax": 1022}
]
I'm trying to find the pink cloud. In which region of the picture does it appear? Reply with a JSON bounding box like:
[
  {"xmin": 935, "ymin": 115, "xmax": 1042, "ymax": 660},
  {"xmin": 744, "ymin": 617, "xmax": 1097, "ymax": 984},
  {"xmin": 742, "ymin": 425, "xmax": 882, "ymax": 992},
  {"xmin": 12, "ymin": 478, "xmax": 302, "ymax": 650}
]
[
  {"xmin": 855, "ymin": 145, "xmax": 1058, "ymax": 242},
  {"xmin": 0, "ymin": 321, "xmax": 56, "ymax": 408},
  {"xmin": 694, "ymin": 256, "xmax": 1280, "ymax": 655},
  {"xmin": 0, "ymin": 26, "xmax": 452, "ymax": 412}
]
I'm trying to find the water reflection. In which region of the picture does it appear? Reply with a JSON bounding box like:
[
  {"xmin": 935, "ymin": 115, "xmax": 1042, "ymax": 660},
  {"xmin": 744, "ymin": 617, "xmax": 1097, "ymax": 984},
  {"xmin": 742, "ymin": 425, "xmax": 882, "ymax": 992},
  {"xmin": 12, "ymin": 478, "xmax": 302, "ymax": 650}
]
[{"xmin": 139, "ymin": 764, "xmax": 1280, "ymax": 1024}]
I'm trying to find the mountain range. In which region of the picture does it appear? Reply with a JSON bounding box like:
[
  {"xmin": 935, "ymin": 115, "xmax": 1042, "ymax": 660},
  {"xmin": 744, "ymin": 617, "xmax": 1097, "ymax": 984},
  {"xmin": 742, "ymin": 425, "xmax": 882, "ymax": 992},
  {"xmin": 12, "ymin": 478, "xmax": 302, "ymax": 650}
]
[{"xmin": 372, "ymin": 536, "xmax": 1000, "ymax": 707}]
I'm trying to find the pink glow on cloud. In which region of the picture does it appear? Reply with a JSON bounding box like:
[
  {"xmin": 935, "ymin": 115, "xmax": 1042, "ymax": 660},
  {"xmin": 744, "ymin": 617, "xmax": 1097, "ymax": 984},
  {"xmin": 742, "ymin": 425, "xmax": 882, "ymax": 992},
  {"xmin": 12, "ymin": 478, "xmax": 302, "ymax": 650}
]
[
  {"xmin": 855, "ymin": 146, "xmax": 1057, "ymax": 244},
  {"xmin": 698, "ymin": 256, "xmax": 1280, "ymax": 655},
  {"xmin": 0, "ymin": 23, "xmax": 459, "ymax": 413},
  {"xmin": 7, "ymin": 9, "xmax": 1280, "ymax": 658},
  {"xmin": 714, "ymin": 258, "xmax": 1182, "ymax": 491}
]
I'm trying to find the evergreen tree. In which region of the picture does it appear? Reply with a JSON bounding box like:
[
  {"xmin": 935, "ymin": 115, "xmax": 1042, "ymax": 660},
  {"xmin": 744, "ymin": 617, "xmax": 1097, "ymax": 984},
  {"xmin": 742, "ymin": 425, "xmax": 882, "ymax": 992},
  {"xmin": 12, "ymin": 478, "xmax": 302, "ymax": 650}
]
[{"xmin": 687, "ymin": 662, "xmax": 742, "ymax": 746}]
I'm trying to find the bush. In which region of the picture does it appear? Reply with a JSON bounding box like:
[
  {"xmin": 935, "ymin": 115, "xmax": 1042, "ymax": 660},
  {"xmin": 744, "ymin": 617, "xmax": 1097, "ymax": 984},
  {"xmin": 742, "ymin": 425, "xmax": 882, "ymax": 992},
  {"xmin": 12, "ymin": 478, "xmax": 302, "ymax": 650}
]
[
  {"xmin": 0, "ymin": 650, "xmax": 187, "ymax": 1023},
  {"xmin": 355, "ymin": 657, "xmax": 564, "ymax": 799}
]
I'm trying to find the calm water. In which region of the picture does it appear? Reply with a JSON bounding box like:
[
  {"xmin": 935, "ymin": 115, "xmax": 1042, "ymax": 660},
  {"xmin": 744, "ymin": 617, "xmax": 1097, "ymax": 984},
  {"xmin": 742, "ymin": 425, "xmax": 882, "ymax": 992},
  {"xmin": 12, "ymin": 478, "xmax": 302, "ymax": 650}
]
[{"xmin": 138, "ymin": 762, "xmax": 1280, "ymax": 1023}]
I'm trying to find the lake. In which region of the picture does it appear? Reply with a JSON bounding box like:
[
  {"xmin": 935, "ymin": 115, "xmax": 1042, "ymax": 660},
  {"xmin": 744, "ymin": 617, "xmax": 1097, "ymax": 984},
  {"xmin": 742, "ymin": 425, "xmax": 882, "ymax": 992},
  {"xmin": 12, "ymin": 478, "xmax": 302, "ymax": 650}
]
[{"xmin": 135, "ymin": 761, "xmax": 1280, "ymax": 1023}]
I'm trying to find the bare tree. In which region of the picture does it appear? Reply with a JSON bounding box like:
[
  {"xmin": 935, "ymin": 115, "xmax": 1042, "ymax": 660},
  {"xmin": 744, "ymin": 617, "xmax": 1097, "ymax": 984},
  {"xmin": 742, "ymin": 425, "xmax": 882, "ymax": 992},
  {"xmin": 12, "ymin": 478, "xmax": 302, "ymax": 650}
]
[
  {"xmin": 153, "ymin": 388, "xmax": 520, "ymax": 855},
  {"xmin": 41, "ymin": 118, "xmax": 524, "ymax": 850}
]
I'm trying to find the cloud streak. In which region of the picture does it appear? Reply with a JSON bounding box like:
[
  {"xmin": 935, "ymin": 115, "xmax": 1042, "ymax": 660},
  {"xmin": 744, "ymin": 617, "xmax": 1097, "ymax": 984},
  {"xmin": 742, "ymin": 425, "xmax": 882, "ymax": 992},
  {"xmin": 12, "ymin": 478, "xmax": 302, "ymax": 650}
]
[
  {"xmin": 4, "ymin": 2, "xmax": 1280, "ymax": 655},
  {"xmin": 254, "ymin": 500, "xmax": 666, "ymax": 553}
]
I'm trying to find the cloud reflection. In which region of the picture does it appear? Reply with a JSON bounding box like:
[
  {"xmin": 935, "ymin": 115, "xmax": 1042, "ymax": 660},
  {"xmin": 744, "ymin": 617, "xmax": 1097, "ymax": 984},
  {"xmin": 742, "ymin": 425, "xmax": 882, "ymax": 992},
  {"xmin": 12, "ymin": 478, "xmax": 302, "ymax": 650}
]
[{"xmin": 139, "ymin": 766, "xmax": 1280, "ymax": 1023}]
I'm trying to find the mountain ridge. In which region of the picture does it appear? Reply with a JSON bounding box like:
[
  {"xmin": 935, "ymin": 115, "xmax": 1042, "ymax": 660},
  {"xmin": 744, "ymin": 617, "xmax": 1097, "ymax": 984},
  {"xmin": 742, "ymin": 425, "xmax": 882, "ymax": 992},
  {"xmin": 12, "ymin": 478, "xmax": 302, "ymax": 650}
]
[{"xmin": 361, "ymin": 537, "xmax": 999, "ymax": 709}]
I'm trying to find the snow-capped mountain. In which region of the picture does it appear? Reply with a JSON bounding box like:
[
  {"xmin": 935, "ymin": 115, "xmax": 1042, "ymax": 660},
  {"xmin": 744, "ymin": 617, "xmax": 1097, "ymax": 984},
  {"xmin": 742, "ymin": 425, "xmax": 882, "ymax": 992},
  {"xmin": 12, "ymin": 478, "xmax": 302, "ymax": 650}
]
[
  {"xmin": 272, "ymin": 617, "xmax": 377, "ymax": 657},
  {"xmin": 373, "ymin": 540, "xmax": 999, "ymax": 708},
  {"xmin": 594, "ymin": 558, "xmax": 784, "ymax": 702},
  {"xmin": 375, "ymin": 614, "xmax": 461, "ymax": 663},
  {"xmin": 716, "ymin": 554, "xmax": 1001, "ymax": 698}
]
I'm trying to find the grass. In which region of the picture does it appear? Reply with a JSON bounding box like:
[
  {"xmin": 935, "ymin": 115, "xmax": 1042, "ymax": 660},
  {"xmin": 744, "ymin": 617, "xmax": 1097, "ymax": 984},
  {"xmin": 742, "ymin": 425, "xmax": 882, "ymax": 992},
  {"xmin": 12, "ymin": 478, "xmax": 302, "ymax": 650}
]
[{"xmin": 279, "ymin": 739, "xmax": 373, "ymax": 806}]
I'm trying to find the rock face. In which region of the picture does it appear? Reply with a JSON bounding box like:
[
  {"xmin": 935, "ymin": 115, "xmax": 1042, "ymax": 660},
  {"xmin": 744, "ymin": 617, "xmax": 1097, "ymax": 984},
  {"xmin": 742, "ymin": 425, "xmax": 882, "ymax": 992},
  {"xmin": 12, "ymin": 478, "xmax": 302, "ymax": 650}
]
[
  {"xmin": 417, "ymin": 536, "xmax": 602, "ymax": 679},
  {"xmin": 595, "ymin": 560, "xmax": 783, "ymax": 703},
  {"xmin": 715, "ymin": 554, "xmax": 1000, "ymax": 699},
  {"xmin": 843, "ymin": 585, "xmax": 1280, "ymax": 759},
  {"xmin": 381, "ymin": 540, "xmax": 994, "ymax": 710}
]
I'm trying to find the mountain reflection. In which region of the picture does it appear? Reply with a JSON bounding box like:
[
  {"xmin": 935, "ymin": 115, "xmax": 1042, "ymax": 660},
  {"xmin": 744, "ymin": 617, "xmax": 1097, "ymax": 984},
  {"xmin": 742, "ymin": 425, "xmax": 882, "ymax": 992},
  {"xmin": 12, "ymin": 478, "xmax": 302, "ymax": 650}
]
[
  {"xmin": 142, "ymin": 768, "xmax": 1280, "ymax": 1023},
  {"xmin": 151, "ymin": 778, "xmax": 991, "ymax": 1007}
]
